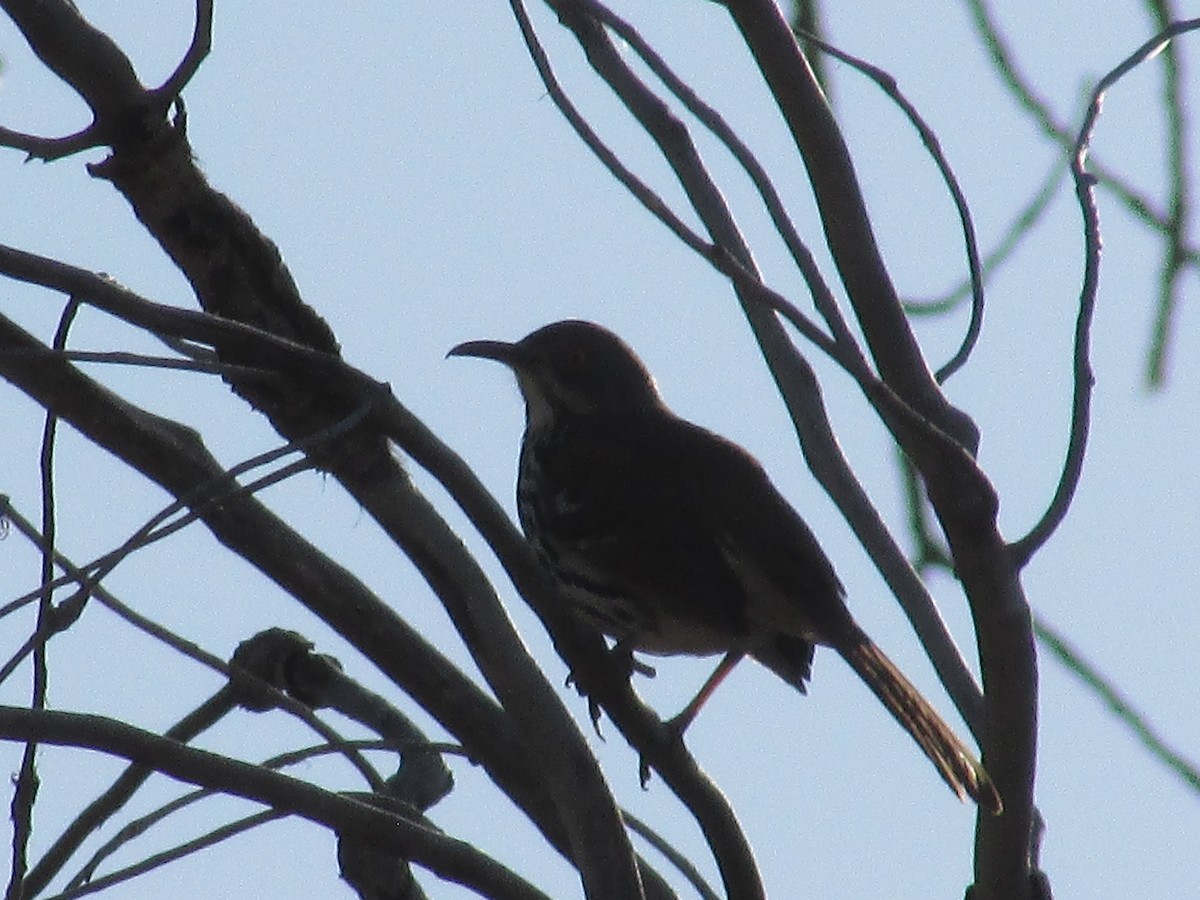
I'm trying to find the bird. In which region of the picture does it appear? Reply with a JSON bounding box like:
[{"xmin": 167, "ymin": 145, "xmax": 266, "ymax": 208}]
[{"xmin": 449, "ymin": 319, "xmax": 1001, "ymax": 813}]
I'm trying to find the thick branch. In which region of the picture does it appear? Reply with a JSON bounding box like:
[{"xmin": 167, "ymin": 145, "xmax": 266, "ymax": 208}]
[
  {"xmin": 0, "ymin": 310, "xmax": 572, "ymax": 874},
  {"xmin": 0, "ymin": 262, "xmax": 665, "ymax": 897},
  {"xmin": 707, "ymin": 3, "xmax": 1038, "ymax": 894},
  {"xmin": 2, "ymin": 0, "xmax": 649, "ymax": 888}
]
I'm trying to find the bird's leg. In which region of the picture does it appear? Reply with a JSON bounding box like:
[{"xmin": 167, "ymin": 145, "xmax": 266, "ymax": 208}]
[
  {"xmin": 665, "ymin": 651, "xmax": 745, "ymax": 736},
  {"xmin": 637, "ymin": 652, "xmax": 746, "ymax": 788}
]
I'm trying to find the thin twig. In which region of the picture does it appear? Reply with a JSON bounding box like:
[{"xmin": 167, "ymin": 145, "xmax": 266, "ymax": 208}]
[
  {"xmin": 0, "ymin": 346, "xmax": 269, "ymax": 378},
  {"xmin": 0, "ymin": 455, "xmax": 313, "ymax": 635},
  {"xmin": 509, "ymin": 0, "xmax": 711, "ymax": 260},
  {"xmin": 0, "ymin": 493, "xmax": 385, "ymax": 799},
  {"xmin": 960, "ymin": 0, "xmax": 1184, "ymax": 231},
  {"xmin": 796, "ymin": 30, "xmax": 985, "ymax": 383},
  {"xmin": 64, "ymin": 738, "xmax": 458, "ymax": 895},
  {"xmin": 5, "ymin": 296, "xmax": 81, "ymax": 900},
  {"xmin": 0, "ymin": 500, "xmax": 387, "ymax": 806},
  {"xmin": 19, "ymin": 691, "xmax": 237, "ymax": 898},
  {"xmin": 53, "ymin": 811, "xmax": 284, "ymax": 899},
  {"xmin": 623, "ymin": 809, "xmax": 720, "ymax": 900},
  {"xmin": 905, "ymin": 158, "xmax": 1066, "ymax": 315},
  {"xmin": 0, "ymin": 124, "xmax": 104, "ymax": 161},
  {"xmin": 962, "ymin": 0, "xmax": 1200, "ymax": 387},
  {"xmin": 1144, "ymin": 0, "xmax": 1193, "ymax": 385},
  {"xmin": 150, "ymin": 0, "xmax": 214, "ymax": 106},
  {"xmin": 1035, "ymin": 615, "xmax": 1200, "ymax": 792},
  {"xmin": 582, "ymin": 0, "xmax": 854, "ymax": 352},
  {"xmin": 1011, "ymin": 18, "xmax": 1200, "ymax": 566},
  {"xmin": 0, "ymin": 398, "xmax": 369, "ymax": 625}
]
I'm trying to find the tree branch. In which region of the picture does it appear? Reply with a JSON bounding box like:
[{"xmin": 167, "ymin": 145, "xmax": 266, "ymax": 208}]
[{"xmin": 0, "ymin": 707, "xmax": 550, "ymax": 900}]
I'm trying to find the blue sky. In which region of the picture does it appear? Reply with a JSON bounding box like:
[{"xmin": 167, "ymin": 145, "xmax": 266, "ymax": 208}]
[{"xmin": 2, "ymin": 2, "xmax": 1198, "ymax": 897}]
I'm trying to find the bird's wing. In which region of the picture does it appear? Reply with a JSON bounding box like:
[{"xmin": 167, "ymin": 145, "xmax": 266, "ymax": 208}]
[
  {"xmin": 538, "ymin": 412, "xmax": 855, "ymax": 645},
  {"xmin": 530, "ymin": 413, "xmax": 752, "ymax": 639},
  {"xmin": 652, "ymin": 416, "xmax": 856, "ymax": 645}
]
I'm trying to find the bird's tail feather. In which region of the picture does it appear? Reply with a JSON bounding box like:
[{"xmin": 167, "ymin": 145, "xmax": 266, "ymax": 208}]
[{"xmin": 839, "ymin": 636, "xmax": 1003, "ymax": 814}]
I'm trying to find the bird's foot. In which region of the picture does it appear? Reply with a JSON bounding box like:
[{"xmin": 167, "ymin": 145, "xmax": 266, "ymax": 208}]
[
  {"xmin": 562, "ymin": 644, "xmax": 654, "ymax": 739},
  {"xmin": 611, "ymin": 642, "xmax": 655, "ymax": 681},
  {"xmin": 637, "ymin": 713, "xmax": 689, "ymax": 789},
  {"xmin": 639, "ymin": 754, "xmax": 652, "ymax": 788},
  {"xmin": 587, "ymin": 695, "xmax": 605, "ymax": 739},
  {"xmin": 563, "ymin": 643, "xmax": 653, "ymax": 693},
  {"xmin": 561, "ymin": 671, "xmax": 607, "ymax": 738}
]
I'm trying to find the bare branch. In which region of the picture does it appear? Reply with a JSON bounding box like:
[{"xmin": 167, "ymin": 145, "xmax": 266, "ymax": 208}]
[
  {"xmin": 4, "ymin": 296, "xmax": 77, "ymax": 899},
  {"xmin": 0, "ymin": 312, "xmax": 583, "ymax": 880},
  {"xmin": 724, "ymin": 0, "xmax": 979, "ymax": 450},
  {"xmin": 961, "ymin": 0, "xmax": 1200, "ymax": 386},
  {"xmin": 509, "ymin": 0, "xmax": 713, "ymax": 260},
  {"xmin": 61, "ymin": 810, "xmax": 286, "ymax": 899},
  {"xmin": 0, "ymin": 0, "xmax": 146, "ymax": 159},
  {"xmin": 581, "ymin": 0, "xmax": 857, "ymax": 353},
  {"xmin": 150, "ymin": 0, "xmax": 214, "ymax": 106},
  {"xmin": 0, "ymin": 123, "xmax": 104, "ymax": 161},
  {"xmin": 23, "ymin": 691, "xmax": 238, "ymax": 897},
  {"xmin": 796, "ymin": 30, "xmax": 986, "ymax": 384},
  {"xmin": 1145, "ymin": 1, "xmax": 1194, "ymax": 385},
  {"xmin": 623, "ymin": 810, "xmax": 720, "ymax": 900},
  {"xmin": 1035, "ymin": 615, "xmax": 1200, "ymax": 793},
  {"xmin": 905, "ymin": 159, "xmax": 1066, "ymax": 316},
  {"xmin": 1011, "ymin": 17, "xmax": 1200, "ymax": 566},
  {"xmin": 0, "ymin": 707, "xmax": 552, "ymax": 900}
]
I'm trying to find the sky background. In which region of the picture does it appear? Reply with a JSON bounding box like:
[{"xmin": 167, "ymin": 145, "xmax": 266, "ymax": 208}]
[{"xmin": 2, "ymin": 2, "xmax": 1198, "ymax": 897}]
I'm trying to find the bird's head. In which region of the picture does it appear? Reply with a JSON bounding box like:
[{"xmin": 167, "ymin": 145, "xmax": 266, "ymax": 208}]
[{"xmin": 449, "ymin": 320, "xmax": 664, "ymax": 426}]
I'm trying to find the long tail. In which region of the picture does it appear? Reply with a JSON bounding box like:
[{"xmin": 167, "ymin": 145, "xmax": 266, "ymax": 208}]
[{"xmin": 839, "ymin": 635, "xmax": 1002, "ymax": 814}]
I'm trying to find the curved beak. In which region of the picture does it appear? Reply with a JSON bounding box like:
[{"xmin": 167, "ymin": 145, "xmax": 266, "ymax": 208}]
[{"xmin": 447, "ymin": 338, "xmax": 525, "ymax": 368}]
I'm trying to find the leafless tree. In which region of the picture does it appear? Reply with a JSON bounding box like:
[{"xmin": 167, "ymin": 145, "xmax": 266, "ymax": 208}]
[{"xmin": 1, "ymin": 2, "xmax": 1196, "ymax": 898}]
